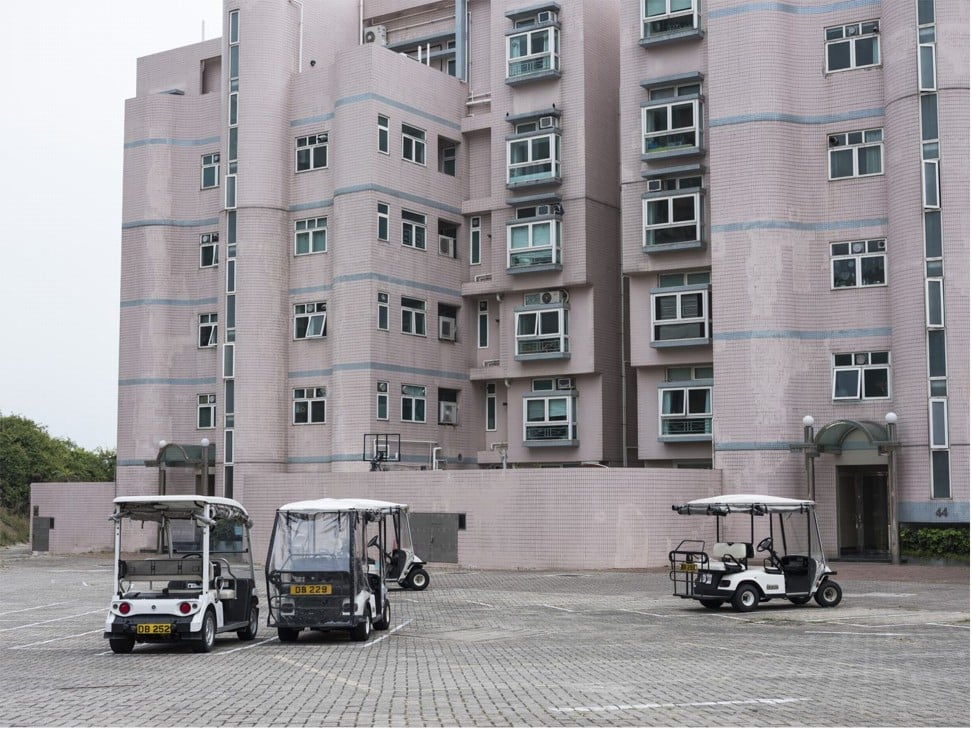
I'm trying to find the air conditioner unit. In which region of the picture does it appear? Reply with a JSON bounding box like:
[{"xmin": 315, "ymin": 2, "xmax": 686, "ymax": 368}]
[
  {"xmin": 439, "ymin": 235, "xmax": 456, "ymax": 258},
  {"xmin": 363, "ymin": 25, "xmax": 387, "ymax": 45},
  {"xmin": 647, "ymin": 178, "xmax": 663, "ymax": 192},
  {"xmin": 556, "ymin": 377, "xmax": 575, "ymax": 390},
  {"xmin": 377, "ymin": 382, "xmax": 388, "ymax": 393},
  {"xmin": 537, "ymin": 10, "xmax": 556, "ymax": 23},
  {"xmin": 439, "ymin": 316, "xmax": 457, "ymax": 341},
  {"xmin": 201, "ymin": 234, "xmax": 212, "ymax": 243},
  {"xmin": 535, "ymin": 204, "xmax": 551, "ymax": 216},
  {"xmin": 317, "ymin": 133, "xmax": 328, "ymax": 144},
  {"xmin": 538, "ymin": 115, "xmax": 556, "ymax": 129},
  {"xmin": 439, "ymin": 401, "xmax": 459, "ymax": 425}
]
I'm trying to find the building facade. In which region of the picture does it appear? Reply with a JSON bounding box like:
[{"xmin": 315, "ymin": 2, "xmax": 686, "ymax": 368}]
[{"xmin": 117, "ymin": 0, "xmax": 967, "ymax": 560}]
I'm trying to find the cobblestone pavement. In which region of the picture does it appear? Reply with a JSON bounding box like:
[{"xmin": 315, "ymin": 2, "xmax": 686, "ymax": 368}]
[{"xmin": 0, "ymin": 550, "xmax": 968, "ymax": 727}]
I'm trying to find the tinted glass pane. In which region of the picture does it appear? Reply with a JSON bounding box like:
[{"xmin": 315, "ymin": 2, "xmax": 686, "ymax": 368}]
[
  {"xmin": 924, "ymin": 211, "xmax": 942, "ymax": 257},
  {"xmin": 855, "ymin": 36, "xmax": 877, "ymax": 66},
  {"xmin": 860, "ymin": 256, "xmax": 884, "ymax": 285},
  {"xmin": 928, "ymin": 330, "xmax": 946, "ymax": 377},
  {"xmin": 662, "ymin": 390, "xmax": 684, "ymax": 414},
  {"xmin": 539, "ymin": 311, "xmax": 560, "ymax": 334},
  {"xmin": 863, "ymin": 368, "xmax": 888, "ymax": 398},
  {"xmin": 681, "ymin": 293, "xmax": 703, "ymax": 317},
  {"xmin": 517, "ymin": 313, "xmax": 537, "ymax": 336},
  {"xmin": 671, "ymin": 196, "xmax": 696, "ymax": 222},
  {"xmin": 646, "ymin": 200, "xmax": 671, "ymax": 225},
  {"xmin": 645, "ymin": 107, "xmax": 669, "ymax": 133},
  {"xmin": 920, "ymin": 93, "xmax": 939, "ymax": 140},
  {"xmin": 931, "ymin": 451, "xmax": 950, "ymax": 498},
  {"xmin": 548, "ymin": 398, "xmax": 568, "ymax": 420},
  {"xmin": 930, "ymin": 401, "xmax": 948, "ymax": 446},
  {"xmin": 858, "ymin": 145, "xmax": 882, "ymax": 175},
  {"xmin": 828, "ymin": 41, "xmax": 850, "ymax": 71},
  {"xmin": 834, "ymin": 370, "xmax": 859, "ymax": 398},
  {"xmin": 526, "ymin": 400, "xmax": 546, "ymax": 421},
  {"xmin": 687, "ymin": 388, "xmax": 710, "ymax": 414},
  {"xmin": 920, "ymin": 45, "xmax": 936, "ymax": 89},
  {"xmin": 830, "ymin": 149, "xmax": 853, "ymax": 178},
  {"xmin": 655, "ymin": 295, "xmax": 678, "ymax": 320},
  {"xmin": 833, "ymin": 259, "xmax": 857, "ymax": 287},
  {"xmin": 671, "ymin": 103, "xmax": 695, "ymax": 130}
]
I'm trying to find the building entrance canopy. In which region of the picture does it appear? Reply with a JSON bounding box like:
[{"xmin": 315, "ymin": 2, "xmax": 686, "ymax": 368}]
[{"xmin": 813, "ymin": 420, "xmax": 895, "ymax": 454}]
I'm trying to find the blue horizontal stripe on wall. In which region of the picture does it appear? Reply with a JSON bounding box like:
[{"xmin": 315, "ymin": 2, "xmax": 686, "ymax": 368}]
[
  {"xmin": 124, "ymin": 136, "xmax": 221, "ymax": 149},
  {"xmin": 710, "ymin": 107, "xmax": 884, "ymax": 128},
  {"xmin": 712, "ymin": 217, "xmax": 887, "ymax": 234},
  {"xmin": 289, "ymin": 272, "xmax": 462, "ymax": 299},
  {"xmin": 715, "ymin": 327, "xmax": 891, "ymax": 342},
  {"xmin": 119, "ymin": 377, "xmax": 218, "ymax": 386},
  {"xmin": 289, "ymin": 199, "xmax": 334, "ymax": 212},
  {"xmin": 122, "ymin": 217, "xmax": 220, "ymax": 230},
  {"xmin": 290, "ymin": 111, "xmax": 336, "ymax": 127},
  {"xmin": 709, "ymin": 0, "xmax": 880, "ymax": 19},
  {"xmin": 289, "ymin": 362, "xmax": 469, "ymax": 381},
  {"xmin": 121, "ymin": 297, "xmax": 219, "ymax": 308},
  {"xmin": 334, "ymin": 183, "xmax": 463, "ymax": 217},
  {"xmin": 333, "ymin": 93, "xmax": 463, "ymax": 132}
]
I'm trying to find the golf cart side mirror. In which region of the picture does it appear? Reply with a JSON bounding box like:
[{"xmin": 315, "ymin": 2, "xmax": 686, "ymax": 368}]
[{"xmin": 368, "ymin": 535, "xmax": 379, "ymax": 548}]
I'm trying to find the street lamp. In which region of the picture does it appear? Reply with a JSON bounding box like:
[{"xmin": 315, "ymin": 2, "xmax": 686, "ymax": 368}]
[
  {"xmin": 157, "ymin": 440, "xmax": 168, "ymax": 495},
  {"xmin": 884, "ymin": 412, "xmax": 899, "ymax": 565},
  {"xmin": 201, "ymin": 438, "xmax": 211, "ymax": 496}
]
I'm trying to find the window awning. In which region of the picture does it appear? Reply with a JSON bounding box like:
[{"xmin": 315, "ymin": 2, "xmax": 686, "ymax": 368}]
[{"xmin": 814, "ymin": 419, "xmax": 891, "ymax": 453}]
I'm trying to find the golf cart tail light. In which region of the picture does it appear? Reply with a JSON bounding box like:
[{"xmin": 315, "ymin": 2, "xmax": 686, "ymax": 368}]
[
  {"xmin": 179, "ymin": 602, "xmax": 192, "ymax": 615},
  {"xmin": 118, "ymin": 602, "xmax": 131, "ymax": 615}
]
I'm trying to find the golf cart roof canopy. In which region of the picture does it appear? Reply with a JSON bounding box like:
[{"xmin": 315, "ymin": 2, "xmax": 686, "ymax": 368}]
[
  {"xmin": 276, "ymin": 498, "xmax": 408, "ymax": 515},
  {"xmin": 673, "ymin": 494, "xmax": 815, "ymax": 516},
  {"xmin": 111, "ymin": 495, "xmax": 251, "ymax": 525}
]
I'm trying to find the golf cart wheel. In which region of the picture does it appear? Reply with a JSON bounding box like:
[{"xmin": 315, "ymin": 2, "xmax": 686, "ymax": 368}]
[
  {"xmin": 277, "ymin": 626, "xmax": 300, "ymax": 642},
  {"xmin": 814, "ymin": 579, "xmax": 843, "ymax": 608},
  {"xmin": 731, "ymin": 583, "xmax": 760, "ymax": 612},
  {"xmin": 109, "ymin": 636, "xmax": 135, "ymax": 654},
  {"xmin": 350, "ymin": 608, "xmax": 372, "ymax": 642},
  {"xmin": 237, "ymin": 603, "xmax": 259, "ymax": 641},
  {"xmin": 699, "ymin": 599, "xmax": 723, "ymax": 610},
  {"xmin": 374, "ymin": 600, "xmax": 391, "ymax": 631},
  {"xmin": 193, "ymin": 610, "xmax": 217, "ymax": 653},
  {"xmin": 406, "ymin": 568, "xmax": 430, "ymax": 591},
  {"xmin": 788, "ymin": 595, "xmax": 812, "ymax": 605}
]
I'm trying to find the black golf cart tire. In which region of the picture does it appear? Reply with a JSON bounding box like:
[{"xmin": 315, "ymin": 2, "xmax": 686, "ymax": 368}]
[
  {"xmin": 699, "ymin": 598, "xmax": 723, "ymax": 609},
  {"xmin": 374, "ymin": 599, "xmax": 391, "ymax": 630},
  {"xmin": 194, "ymin": 610, "xmax": 217, "ymax": 653},
  {"xmin": 731, "ymin": 583, "xmax": 760, "ymax": 612},
  {"xmin": 237, "ymin": 603, "xmax": 259, "ymax": 640},
  {"xmin": 788, "ymin": 595, "xmax": 813, "ymax": 605},
  {"xmin": 406, "ymin": 568, "xmax": 430, "ymax": 591},
  {"xmin": 109, "ymin": 636, "xmax": 135, "ymax": 654},
  {"xmin": 814, "ymin": 579, "xmax": 843, "ymax": 608},
  {"xmin": 350, "ymin": 607, "xmax": 372, "ymax": 642},
  {"xmin": 277, "ymin": 626, "xmax": 300, "ymax": 642}
]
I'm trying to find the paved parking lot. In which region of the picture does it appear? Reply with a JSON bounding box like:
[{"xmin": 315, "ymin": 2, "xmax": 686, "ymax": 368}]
[{"xmin": 0, "ymin": 550, "xmax": 968, "ymax": 727}]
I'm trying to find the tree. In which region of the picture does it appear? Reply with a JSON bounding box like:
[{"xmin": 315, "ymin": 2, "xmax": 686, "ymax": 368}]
[{"xmin": 0, "ymin": 415, "xmax": 115, "ymax": 515}]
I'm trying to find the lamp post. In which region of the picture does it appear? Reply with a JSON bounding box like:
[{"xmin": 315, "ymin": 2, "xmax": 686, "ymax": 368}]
[
  {"xmin": 201, "ymin": 438, "xmax": 211, "ymax": 496},
  {"xmin": 802, "ymin": 415, "xmax": 816, "ymax": 501},
  {"xmin": 884, "ymin": 412, "xmax": 899, "ymax": 565},
  {"xmin": 157, "ymin": 440, "xmax": 168, "ymax": 495}
]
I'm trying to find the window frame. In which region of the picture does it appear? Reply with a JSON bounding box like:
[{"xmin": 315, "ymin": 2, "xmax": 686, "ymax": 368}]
[
  {"xmin": 296, "ymin": 133, "xmax": 328, "ymax": 172},
  {"xmin": 377, "ymin": 202, "xmax": 390, "ymax": 241},
  {"xmin": 828, "ymin": 128, "xmax": 884, "ymax": 180},
  {"xmin": 470, "ymin": 216, "xmax": 482, "ymax": 266},
  {"xmin": 377, "ymin": 292, "xmax": 389, "ymax": 331},
  {"xmin": 830, "ymin": 239, "xmax": 887, "ymax": 289},
  {"xmin": 825, "ymin": 20, "xmax": 881, "ymax": 73},
  {"xmin": 293, "ymin": 387, "xmax": 327, "ymax": 424},
  {"xmin": 294, "ymin": 302, "xmax": 327, "ymax": 340},
  {"xmin": 642, "ymin": 0, "xmax": 699, "ymax": 41},
  {"xmin": 832, "ymin": 351, "xmax": 891, "ymax": 400},
  {"xmin": 378, "ymin": 114, "xmax": 389, "ymax": 154},
  {"xmin": 201, "ymin": 153, "xmax": 220, "ymax": 189},
  {"xmin": 506, "ymin": 132, "xmax": 561, "ymax": 185},
  {"xmin": 523, "ymin": 392, "xmax": 576, "ymax": 443},
  {"xmin": 401, "ymin": 384, "xmax": 427, "ymax": 423},
  {"xmin": 642, "ymin": 94, "xmax": 701, "ymax": 155},
  {"xmin": 658, "ymin": 385, "xmax": 712, "ymax": 439},
  {"xmin": 506, "ymin": 26, "xmax": 560, "ymax": 79},
  {"xmin": 376, "ymin": 381, "xmax": 389, "ymax": 421},
  {"xmin": 643, "ymin": 191, "xmax": 701, "ymax": 248},
  {"xmin": 401, "ymin": 123, "xmax": 427, "ymax": 165},
  {"xmin": 294, "ymin": 217, "xmax": 327, "ymax": 256},
  {"xmin": 198, "ymin": 313, "xmax": 218, "ymax": 348},
  {"xmin": 197, "ymin": 393, "xmax": 216, "ymax": 429},
  {"xmin": 515, "ymin": 307, "xmax": 569, "ymax": 358},
  {"xmin": 507, "ymin": 218, "xmax": 562, "ymax": 268},
  {"xmin": 401, "ymin": 210, "xmax": 427, "ymax": 250},
  {"xmin": 199, "ymin": 232, "xmax": 219, "ymax": 268},
  {"xmin": 650, "ymin": 287, "xmax": 710, "ymax": 344},
  {"xmin": 401, "ymin": 296, "xmax": 427, "ymax": 337}
]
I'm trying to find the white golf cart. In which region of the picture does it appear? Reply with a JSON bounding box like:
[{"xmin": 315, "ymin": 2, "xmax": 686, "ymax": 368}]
[
  {"xmin": 372, "ymin": 500, "xmax": 430, "ymax": 591},
  {"xmin": 669, "ymin": 494, "xmax": 843, "ymax": 612},
  {"xmin": 103, "ymin": 496, "xmax": 260, "ymax": 653},
  {"xmin": 265, "ymin": 498, "xmax": 392, "ymax": 642}
]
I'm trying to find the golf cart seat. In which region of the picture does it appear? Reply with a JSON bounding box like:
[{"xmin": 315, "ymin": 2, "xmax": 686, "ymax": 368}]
[{"xmin": 709, "ymin": 542, "xmax": 752, "ymax": 571}]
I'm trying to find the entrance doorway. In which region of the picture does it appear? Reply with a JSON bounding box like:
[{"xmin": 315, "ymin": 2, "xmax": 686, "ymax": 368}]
[{"xmin": 836, "ymin": 466, "xmax": 889, "ymax": 559}]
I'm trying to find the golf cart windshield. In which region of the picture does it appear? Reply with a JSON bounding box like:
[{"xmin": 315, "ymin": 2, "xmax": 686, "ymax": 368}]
[{"xmin": 269, "ymin": 510, "xmax": 356, "ymax": 572}]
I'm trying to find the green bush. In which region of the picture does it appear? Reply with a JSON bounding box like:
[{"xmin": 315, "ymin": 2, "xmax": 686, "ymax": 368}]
[
  {"xmin": 0, "ymin": 509, "xmax": 29, "ymax": 546},
  {"xmin": 899, "ymin": 525, "xmax": 970, "ymax": 559}
]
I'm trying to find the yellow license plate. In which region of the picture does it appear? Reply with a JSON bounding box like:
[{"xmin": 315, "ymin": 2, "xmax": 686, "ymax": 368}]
[
  {"xmin": 291, "ymin": 584, "xmax": 331, "ymax": 595},
  {"xmin": 136, "ymin": 623, "xmax": 171, "ymax": 635},
  {"xmin": 679, "ymin": 563, "xmax": 697, "ymax": 572}
]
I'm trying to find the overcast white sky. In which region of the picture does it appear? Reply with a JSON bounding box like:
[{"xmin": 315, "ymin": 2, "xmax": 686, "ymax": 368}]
[{"xmin": 0, "ymin": 1, "xmax": 222, "ymax": 451}]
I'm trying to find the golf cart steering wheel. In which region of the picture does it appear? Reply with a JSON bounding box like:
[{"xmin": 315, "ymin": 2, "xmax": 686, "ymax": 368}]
[
  {"xmin": 756, "ymin": 537, "xmax": 773, "ymax": 553},
  {"xmin": 181, "ymin": 552, "xmax": 203, "ymax": 559}
]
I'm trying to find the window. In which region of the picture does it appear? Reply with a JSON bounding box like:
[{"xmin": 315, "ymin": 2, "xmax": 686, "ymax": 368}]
[
  {"xmin": 199, "ymin": 313, "xmax": 218, "ymax": 347},
  {"xmin": 926, "ymin": 276, "xmax": 944, "ymax": 327},
  {"xmin": 401, "ymin": 384, "xmax": 426, "ymax": 423},
  {"xmin": 825, "ymin": 20, "xmax": 880, "ymax": 72},
  {"xmin": 833, "ymin": 351, "xmax": 890, "ymax": 400},
  {"xmin": 401, "ymin": 296, "xmax": 427, "ymax": 336},
  {"xmin": 485, "ymin": 383, "xmax": 496, "ymax": 431},
  {"xmin": 200, "ymin": 233, "xmax": 219, "ymax": 268},
  {"xmin": 197, "ymin": 394, "xmax": 216, "ymax": 429},
  {"xmin": 376, "ymin": 381, "xmax": 389, "ymax": 421},
  {"xmin": 932, "ymin": 450, "xmax": 950, "ymax": 498},
  {"xmin": 651, "ymin": 284, "xmax": 709, "ymax": 343},
  {"xmin": 515, "ymin": 308, "xmax": 569, "ymax": 357},
  {"xmin": 402, "ymin": 210, "xmax": 427, "ymax": 250},
  {"xmin": 294, "ymin": 302, "xmax": 327, "ymax": 339},
  {"xmin": 929, "ymin": 398, "xmax": 948, "ymax": 448},
  {"xmin": 524, "ymin": 382, "xmax": 576, "ymax": 443},
  {"xmin": 293, "ymin": 387, "xmax": 326, "ymax": 424},
  {"xmin": 643, "ymin": 85, "xmax": 701, "ymax": 155},
  {"xmin": 439, "ymin": 139, "xmax": 457, "ymax": 176},
  {"xmin": 470, "ymin": 216, "xmax": 482, "ymax": 266},
  {"xmin": 659, "ymin": 386, "xmax": 711, "ymax": 438},
  {"xmin": 478, "ymin": 300, "xmax": 489, "ymax": 348},
  {"xmin": 831, "ymin": 239, "xmax": 886, "ymax": 288},
  {"xmin": 922, "ymin": 159, "xmax": 940, "ymax": 208},
  {"xmin": 643, "ymin": 0, "xmax": 699, "ymax": 40},
  {"xmin": 377, "ymin": 292, "xmax": 389, "ymax": 331},
  {"xmin": 508, "ymin": 216, "xmax": 561, "ymax": 268},
  {"xmin": 644, "ymin": 191, "xmax": 701, "ymax": 247},
  {"xmin": 507, "ymin": 133, "xmax": 561, "ymax": 184},
  {"xmin": 918, "ymin": 26, "xmax": 937, "ymax": 91},
  {"xmin": 829, "ymin": 128, "xmax": 883, "ymax": 179},
  {"xmin": 377, "ymin": 202, "xmax": 390, "ymax": 241},
  {"xmin": 378, "ymin": 115, "xmax": 389, "ymax": 154},
  {"xmin": 507, "ymin": 26, "xmax": 560, "ymax": 79},
  {"xmin": 294, "ymin": 217, "xmax": 327, "ymax": 255},
  {"xmin": 402, "ymin": 124, "xmax": 426, "ymax": 165},
  {"xmin": 438, "ymin": 388, "xmax": 459, "ymax": 425},
  {"xmin": 201, "ymin": 153, "xmax": 220, "ymax": 189},
  {"xmin": 296, "ymin": 133, "xmax": 328, "ymax": 171}
]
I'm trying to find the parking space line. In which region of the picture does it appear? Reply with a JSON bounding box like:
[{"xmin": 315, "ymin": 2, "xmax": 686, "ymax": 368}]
[
  {"xmin": 805, "ymin": 630, "xmax": 913, "ymax": 637},
  {"xmin": 926, "ymin": 622, "xmax": 970, "ymax": 630},
  {"xmin": 11, "ymin": 629, "xmax": 103, "ymax": 649},
  {"xmin": 366, "ymin": 619, "xmax": 413, "ymax": 646},
  {"xmin": 273, "ymin": 655, "xmax": 377, "ymax": 693},
  {"xmin": 465, "ymin": 600, "xmax": 494, "ymax": 608},
  {"xmin": 0, "ymin": 602, "xmax": 71, "ymax": 617},
  {"xmin": 218, "ymin": 637, "xmax": 276, "ymax": 654},
  {"xmin": 549, "ymin": 696, "xmax": 809, "ymax": 714},
  {"xmin": 540, "ymin": 604, "xmax": 575, "ymax": 612},
  {"xmin": 618, "ymin": 608, "xmax": 668, "ymax": 618},
  {"xmin": 0, "ymin": 609, "xmax": 104, "ymax": 632}
]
